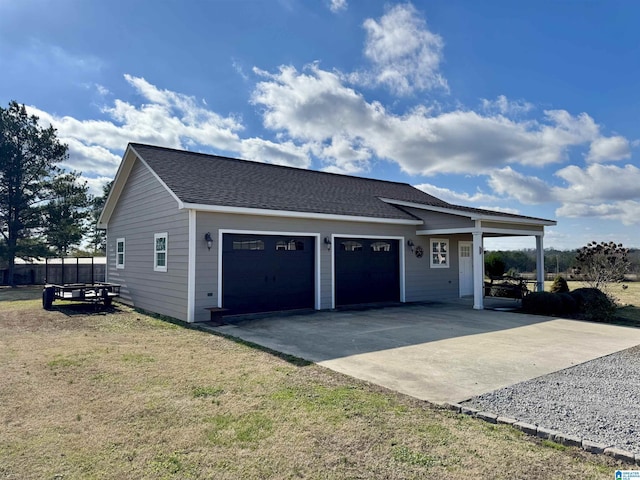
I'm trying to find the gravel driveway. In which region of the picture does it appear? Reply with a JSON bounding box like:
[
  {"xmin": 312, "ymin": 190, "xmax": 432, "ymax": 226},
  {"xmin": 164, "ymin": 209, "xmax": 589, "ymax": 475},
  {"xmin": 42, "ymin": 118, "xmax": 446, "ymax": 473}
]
[{"xmin": 463, "ymin": 344, "xmax": 640, "ymax": 454}]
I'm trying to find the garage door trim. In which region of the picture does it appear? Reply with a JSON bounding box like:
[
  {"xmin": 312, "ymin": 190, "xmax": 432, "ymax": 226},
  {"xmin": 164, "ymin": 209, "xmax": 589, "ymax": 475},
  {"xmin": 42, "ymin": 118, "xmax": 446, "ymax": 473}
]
[
  {"xmin": 217, "ymin": 229, "xmax": 321, "ymax": 310},
  {"xmin": 330, "ymin": 233, "xmax": 406, "ymax": 309}
]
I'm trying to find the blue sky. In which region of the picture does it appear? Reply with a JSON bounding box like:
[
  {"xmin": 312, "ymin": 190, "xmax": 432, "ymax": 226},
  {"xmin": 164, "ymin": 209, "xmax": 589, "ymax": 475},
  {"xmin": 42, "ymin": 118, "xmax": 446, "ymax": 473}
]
[{"xmin": 1, "ymin": 0, "xmax": 638, "ymax": 250}]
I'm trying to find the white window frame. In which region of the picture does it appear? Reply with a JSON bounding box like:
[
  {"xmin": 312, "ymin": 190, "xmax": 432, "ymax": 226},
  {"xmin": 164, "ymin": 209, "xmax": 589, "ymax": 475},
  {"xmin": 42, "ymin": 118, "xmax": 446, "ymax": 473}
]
[
  {"xmin": 430, "ymin": 238, "xmax": 450, "ymax": 268},
  {"xmin": 116, "ymin": 238, "xmax": 125, "ymax": 269},
  {"xmin": 154, "ymin": 232, "xmax": 168, "ymax": 272}
]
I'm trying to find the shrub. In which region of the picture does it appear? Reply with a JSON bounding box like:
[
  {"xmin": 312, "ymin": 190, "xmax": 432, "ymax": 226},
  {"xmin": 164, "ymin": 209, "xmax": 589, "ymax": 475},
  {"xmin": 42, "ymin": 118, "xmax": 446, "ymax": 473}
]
[
  {"xmin": 550, "ymin": 275, "xmax": 569, "ymax": 293},
  {"xmin": 569, "ymin": 288, "xmax": 616, "ymax": 322},
  {"xmin": 485, "ymin": 253, "xmax": 506, "ymax": 279},
  {"xmin": 557, "ymin": 292, "xmax": 578, "ymax": 314},
  {"xmin": 522, "ymin": 292, "xmax": 564, "ymax": 316}
]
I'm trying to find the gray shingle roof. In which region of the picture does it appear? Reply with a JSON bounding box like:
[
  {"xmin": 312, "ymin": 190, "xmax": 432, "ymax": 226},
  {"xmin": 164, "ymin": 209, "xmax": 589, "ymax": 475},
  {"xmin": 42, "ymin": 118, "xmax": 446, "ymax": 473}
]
[{"xmin": 130, "ymin": 143, "xmax": 551, "ymax": 223}]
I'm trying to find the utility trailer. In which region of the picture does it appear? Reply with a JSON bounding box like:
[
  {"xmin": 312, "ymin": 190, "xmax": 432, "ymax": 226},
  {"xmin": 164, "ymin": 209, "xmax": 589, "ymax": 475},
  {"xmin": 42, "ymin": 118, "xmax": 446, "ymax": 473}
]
[{"xmin": 42, "ymin": 282, "xmax": 121, "ymax": 309}]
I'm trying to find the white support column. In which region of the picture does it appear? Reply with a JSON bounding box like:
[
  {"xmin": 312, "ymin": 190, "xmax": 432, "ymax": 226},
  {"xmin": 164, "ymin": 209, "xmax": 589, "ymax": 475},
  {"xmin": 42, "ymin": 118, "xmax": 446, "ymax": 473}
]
[
  {"xmin": 472, "ymin": 231, "xmax": 484, "ymax": 309},
  {"xmin": 536, "ymin": 234, "xmax": 545, "ymax": 292}
]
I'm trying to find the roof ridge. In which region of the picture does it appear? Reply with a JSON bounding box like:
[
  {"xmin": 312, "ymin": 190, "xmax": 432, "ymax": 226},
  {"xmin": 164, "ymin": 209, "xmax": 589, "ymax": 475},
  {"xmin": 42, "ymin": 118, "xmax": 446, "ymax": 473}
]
[{"xmin": 129, "ymin": 142, "xmax": 418, "ymax": 188}]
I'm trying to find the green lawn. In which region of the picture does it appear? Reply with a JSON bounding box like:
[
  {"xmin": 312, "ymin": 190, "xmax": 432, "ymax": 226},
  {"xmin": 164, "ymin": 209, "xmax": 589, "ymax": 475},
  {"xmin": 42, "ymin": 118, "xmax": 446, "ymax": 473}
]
[{"xmin": 0, "ymin": 289, "xmax": 624, "ymax": 479}]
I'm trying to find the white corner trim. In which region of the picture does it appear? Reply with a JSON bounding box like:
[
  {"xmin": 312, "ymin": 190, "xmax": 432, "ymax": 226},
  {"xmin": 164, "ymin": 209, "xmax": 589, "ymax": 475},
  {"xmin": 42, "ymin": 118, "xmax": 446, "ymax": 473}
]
[{"xmin": 187, "ymin": 210, "xmax": 196, "ymax": 322}]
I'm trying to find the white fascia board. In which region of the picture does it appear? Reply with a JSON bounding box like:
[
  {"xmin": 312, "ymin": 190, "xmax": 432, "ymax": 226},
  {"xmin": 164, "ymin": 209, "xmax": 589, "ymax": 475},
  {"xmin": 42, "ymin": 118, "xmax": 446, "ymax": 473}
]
[
  {"xmin": 378, "ymin": 197, "xmax": 556, "ymax": 226},
  {"xmin": 181, "ymin": 202, "xmax": 423, "ymax": 225},
  {"xmin": 417, "ymin": 227, "xmax": 545, "ymax": 237},
  {"xmin": 473, "ymin": 215, "xmax": 556, "ymax": 226},
  {"xmin": 481, "ymin": 227, "xmax": 544, "ymax": 237},
  {"xmin": 416, "ymin": 228, "xmax": 476, "ymax": 236}
]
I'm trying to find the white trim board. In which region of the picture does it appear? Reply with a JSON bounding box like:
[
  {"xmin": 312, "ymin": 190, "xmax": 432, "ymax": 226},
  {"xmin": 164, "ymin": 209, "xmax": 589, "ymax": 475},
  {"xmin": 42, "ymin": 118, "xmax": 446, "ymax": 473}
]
[
  {"xmin": 183, "ymin": 202, "xmax": 422, "ymax": 225},
  {"xmin": 379, "ymin": 197, "xmax": 556, "ymax": 226}
]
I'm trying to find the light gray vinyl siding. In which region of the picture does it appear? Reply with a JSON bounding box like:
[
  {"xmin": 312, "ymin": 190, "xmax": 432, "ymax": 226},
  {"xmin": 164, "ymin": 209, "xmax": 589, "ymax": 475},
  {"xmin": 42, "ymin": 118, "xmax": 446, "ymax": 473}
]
[
  {"xmin": 405, "ymin": 208, "xmax": 475, "ymax": 230},
  {"xmin": 193, "ymin": 212, "xmax": 464, "ymax": 322},
  {"xmin": 106, "ymin": 159, "xmax": 189, "ymax": 320}
]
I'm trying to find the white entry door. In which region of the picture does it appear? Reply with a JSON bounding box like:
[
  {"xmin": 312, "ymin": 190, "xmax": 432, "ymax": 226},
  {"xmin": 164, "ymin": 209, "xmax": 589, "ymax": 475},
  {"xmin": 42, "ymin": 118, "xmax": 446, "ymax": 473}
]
[{"xmin": 459, "ymin": 242, "xmax": 473, "ymax": 297}]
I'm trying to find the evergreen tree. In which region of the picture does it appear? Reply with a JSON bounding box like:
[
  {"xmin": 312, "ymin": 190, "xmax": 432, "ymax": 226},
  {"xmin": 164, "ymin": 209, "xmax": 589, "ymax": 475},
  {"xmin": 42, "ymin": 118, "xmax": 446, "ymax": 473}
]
[{"xmin": 0, "ymin": 101, "xmax": 68, "ymax": 285}]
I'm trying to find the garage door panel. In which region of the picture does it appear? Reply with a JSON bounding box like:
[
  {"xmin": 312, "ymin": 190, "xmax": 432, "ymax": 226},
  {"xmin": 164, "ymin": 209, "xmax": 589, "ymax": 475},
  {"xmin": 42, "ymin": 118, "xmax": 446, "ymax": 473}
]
[
  {"xmin": 222, "ymin": 234, "xmax": 314, "ymax": 315},
  {"xmin": 335, "ymin": 237, "xmax": 400, "ymax": 306}
]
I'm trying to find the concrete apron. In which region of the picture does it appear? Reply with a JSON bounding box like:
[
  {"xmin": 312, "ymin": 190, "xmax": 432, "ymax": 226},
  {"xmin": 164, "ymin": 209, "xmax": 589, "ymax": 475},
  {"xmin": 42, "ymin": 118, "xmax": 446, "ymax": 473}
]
[{"xmin": 211, "ymin": 303, "xmax": 640, "ymax": 404}]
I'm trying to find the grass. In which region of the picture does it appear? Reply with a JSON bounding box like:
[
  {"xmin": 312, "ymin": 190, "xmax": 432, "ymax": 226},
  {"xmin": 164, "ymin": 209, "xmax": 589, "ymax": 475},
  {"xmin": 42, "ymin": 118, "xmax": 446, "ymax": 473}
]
[{"xmin": 0, "ymin": 289, "xmax": 626, "ymax": 479}]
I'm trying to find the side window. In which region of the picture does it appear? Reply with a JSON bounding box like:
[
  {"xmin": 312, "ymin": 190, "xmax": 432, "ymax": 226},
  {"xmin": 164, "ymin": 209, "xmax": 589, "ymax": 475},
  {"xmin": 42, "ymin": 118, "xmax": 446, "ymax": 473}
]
[
  {"xmin": 116, "ymin": 238, "xmax": 125, "ymax": 269},
  {"xmin": 154, "ymin": 233, "xmax": 168, "ymax": 272},
  {"xmin": 430, "ymin": 239, "xmax": 449, "ymax": 268}
]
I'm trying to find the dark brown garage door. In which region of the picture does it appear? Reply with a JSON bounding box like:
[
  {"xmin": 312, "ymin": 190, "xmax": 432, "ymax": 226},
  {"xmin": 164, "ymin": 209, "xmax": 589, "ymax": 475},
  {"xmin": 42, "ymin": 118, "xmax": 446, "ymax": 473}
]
[
  {"xmin": 335, "ymin": 237, "xmax": 400, "ymax": 306},
  {"xmin": 222, "ymin": 234, "xmax": 315, "ymax": 315}
]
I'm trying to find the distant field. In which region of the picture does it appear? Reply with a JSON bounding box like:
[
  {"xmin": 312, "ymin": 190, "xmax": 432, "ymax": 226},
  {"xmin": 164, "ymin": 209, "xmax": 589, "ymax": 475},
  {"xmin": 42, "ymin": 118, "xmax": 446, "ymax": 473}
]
[{"xmin": 0, "ymin": 293, "xmax": 620, "ymax": 479}]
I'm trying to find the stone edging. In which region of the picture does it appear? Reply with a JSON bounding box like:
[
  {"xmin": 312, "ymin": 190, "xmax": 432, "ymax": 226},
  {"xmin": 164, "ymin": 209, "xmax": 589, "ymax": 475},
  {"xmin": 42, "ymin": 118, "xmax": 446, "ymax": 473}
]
[{"xmin": 442, "ymin": 402, "xmax": 640, "ymax": 466}]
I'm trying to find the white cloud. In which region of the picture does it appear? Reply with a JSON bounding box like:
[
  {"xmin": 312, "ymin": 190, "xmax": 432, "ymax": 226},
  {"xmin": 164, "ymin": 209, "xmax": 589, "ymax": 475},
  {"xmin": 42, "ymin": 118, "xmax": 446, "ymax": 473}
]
[
  {"xmin": 329, "ymin": 0, "xmax": 347, "ymax": 13},
  {"xmin": 356, "ymin": 3, "xmax": 447, "ymax": 95},
  {"xmin": 556, "ymin": 201, "xmax": 640, "ymax": 226},
  {"xmin": 315, "ymin": 136, "xmax": 372, "ymax": 174},
  {"xmin": 231, "ymin": 58, "xmax": 250, "ymax": 81},
  {"xmin": 239, "ymin": 137, "xmax": 310, "ymax": 168},
  {"xmin": 485, "ymin": 163, "xmax": 640, "ymax": 225},
  {"xmin": 586, "ymin": 135, "xmax": 631, "ymax": 162},
  {"xmin": 414, "ymin": 183, "xmax": 500, "ymax": 204},
  {"xmin": 95, "ymin": 84, "xmax": 110, "ymax": 96},
  {"xmin": 480, "ymin": 95, "xmax": 533, "ymax": 116},
  {"xmin": 553, "ymin": 163, "xmax": 640, "ymax": 203},
  {"xmin": 252, "ymin": 64, "xmax": 612, "ymax": 175},
  {"xmin": 26, "ymin": 74, "xmax": 313, "ymax": 194},
  {"xmin": 487, "ymin": 167, "xmax": 551, "ymax": 204}
]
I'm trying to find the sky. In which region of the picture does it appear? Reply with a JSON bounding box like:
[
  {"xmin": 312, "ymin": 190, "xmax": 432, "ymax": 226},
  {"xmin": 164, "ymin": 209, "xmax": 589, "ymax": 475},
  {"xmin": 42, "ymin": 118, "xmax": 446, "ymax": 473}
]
[{"xmin": 1, "ymin": 0, "xmax": 638, "ymax": 251}]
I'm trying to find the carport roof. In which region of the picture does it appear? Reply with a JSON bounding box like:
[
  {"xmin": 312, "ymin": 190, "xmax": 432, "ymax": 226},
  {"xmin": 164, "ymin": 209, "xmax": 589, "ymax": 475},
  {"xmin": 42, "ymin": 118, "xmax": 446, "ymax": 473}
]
[{"xmin": 99, "ymin": 143, "xmax": 556, "ymax": 226}]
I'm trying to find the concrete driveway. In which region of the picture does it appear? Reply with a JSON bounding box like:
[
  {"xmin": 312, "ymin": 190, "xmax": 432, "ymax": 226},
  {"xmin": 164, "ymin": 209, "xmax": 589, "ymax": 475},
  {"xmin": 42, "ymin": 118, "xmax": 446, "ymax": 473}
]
[{"xmin": 210, "ymin": 303, "xmax": 640, "ymax": 404}]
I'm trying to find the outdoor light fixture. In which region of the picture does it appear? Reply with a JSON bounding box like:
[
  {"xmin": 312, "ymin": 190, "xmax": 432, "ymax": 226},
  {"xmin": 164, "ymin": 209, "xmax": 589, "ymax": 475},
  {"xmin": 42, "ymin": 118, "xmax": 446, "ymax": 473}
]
[
  {"xmin": 324, "ymin": 237, "xmax": 332, "ymax": 251},
  {"xmin": 407, "ymin": 239, "xmax": 415, "ymax": 253},
  {"xmin": 204, "ymin": 232, "xmax": 213, "ymax": 250}
]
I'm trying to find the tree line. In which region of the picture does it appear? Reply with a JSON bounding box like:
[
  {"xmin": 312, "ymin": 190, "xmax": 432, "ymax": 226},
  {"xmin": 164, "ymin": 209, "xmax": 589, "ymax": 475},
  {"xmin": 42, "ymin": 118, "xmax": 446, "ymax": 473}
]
[
  {"xmin": 1, "ymin": 101, "xmax": 110, "ymax": 286},
  {"xmin": 485, "ymin": 247, "xmax": 640, "ymax": 276}
]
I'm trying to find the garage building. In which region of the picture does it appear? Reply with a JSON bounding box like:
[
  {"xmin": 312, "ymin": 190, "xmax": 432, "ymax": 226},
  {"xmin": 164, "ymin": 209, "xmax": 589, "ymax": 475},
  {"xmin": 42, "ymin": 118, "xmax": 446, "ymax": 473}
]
[{"xmin": 98, "ymin": 143, "xmax": 555, "ymax": 322}]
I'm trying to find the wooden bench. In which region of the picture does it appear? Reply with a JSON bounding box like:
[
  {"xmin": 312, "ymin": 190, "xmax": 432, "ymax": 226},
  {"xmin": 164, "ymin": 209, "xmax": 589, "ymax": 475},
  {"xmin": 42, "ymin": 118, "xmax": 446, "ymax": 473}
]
[{"xmin": 204, "ymin": 307, "xmax": 229, "ymax": 325}]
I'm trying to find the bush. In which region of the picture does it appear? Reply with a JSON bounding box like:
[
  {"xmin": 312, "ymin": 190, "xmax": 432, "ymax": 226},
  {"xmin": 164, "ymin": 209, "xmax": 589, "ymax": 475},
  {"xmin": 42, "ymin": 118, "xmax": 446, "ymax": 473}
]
[
  {"xmin": 557, "ymin": 292, "xmax": 578, "ymax": 314},
  {"xmin": 485, "ymin": 253, "xmax": 506, "ymax": 279},
  {"xmin": 522, "ymin": 292, "xmax": 564, "ymax": 316},
  {"xmin": 521, "ymin": 287, "xmax": 617, "ymax": 321},
  {"xmin": 550, "ymin": 275, "xmax": 569, "ymax": 293},
  {"xmin": 569, "ymin": 288, "xmax": 616, "ymax": 322}
]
